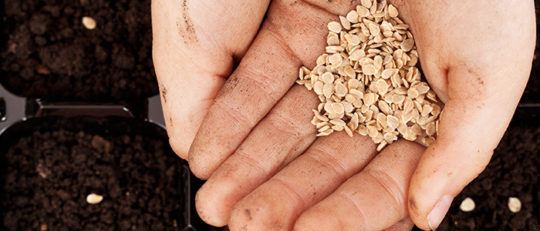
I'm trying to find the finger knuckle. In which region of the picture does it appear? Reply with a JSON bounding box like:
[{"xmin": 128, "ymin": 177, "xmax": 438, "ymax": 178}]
[{"xmin": 365, "ymin": 169, "xmax": 406, "ymax": 216}]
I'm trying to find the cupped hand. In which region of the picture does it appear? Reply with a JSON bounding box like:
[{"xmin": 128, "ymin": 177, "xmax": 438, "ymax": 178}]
[
  {"xmin": 154, "ymin": 0, "xmax": 535, "ymax": 230},
  {"xmin": 151, "ymin": 0, "xmax": 270, "ymax": 159}
]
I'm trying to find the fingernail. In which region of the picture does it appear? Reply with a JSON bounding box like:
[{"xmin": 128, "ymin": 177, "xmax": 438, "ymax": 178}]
[{"xmin": 427, "ymin": 195, "xmax": 453, "ymax": 230}]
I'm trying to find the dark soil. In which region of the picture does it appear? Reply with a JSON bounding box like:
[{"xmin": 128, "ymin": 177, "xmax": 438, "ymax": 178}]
[
  {"xmin": 522, "ymin": 1, "xmax": 540, "ymax": 103},
  {"xmin": 435, "ymin": 121, "xmax": 540, "ymax": 230},
  {"xmin": 0, "ymin": 0, "xmax": 158, "ymax": 100},
  {"xmin": 0, "ymin": 119, "xmax": 186, "ymax": 230}
]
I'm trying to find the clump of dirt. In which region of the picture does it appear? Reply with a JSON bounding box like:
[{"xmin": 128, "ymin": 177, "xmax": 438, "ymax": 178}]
[
  {"xmin": 0, "ymin": 0, "xmax": 158, "ymax": 100},
  {"xmin": 0, "ymin": 128, "xmax": 185, "ymax": 230}
]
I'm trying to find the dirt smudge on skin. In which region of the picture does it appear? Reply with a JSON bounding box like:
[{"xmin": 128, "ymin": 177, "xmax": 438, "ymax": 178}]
[
  {"xmin": 217, "ymin": 74, "xmax": 240, "ymax": 98},
  {"xmin": 177, "ymin": 0, "xmax": 198, "ymax": 44},
  {"xmin": 408, "ymin": 198, "xmax": 417, "ymax": 211},
  {"xmin": 244, "ymin": 209, "xmax": 252, "ymax": 220},
  {"xmin": 161, "ymin": 86, "xmax": 167, "ymax": 103}
]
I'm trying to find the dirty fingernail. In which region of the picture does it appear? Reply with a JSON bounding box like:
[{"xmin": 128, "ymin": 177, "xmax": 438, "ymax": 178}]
[{"xmin": 427, "ymin": 195, "xmax": 453, "ymax": 230}]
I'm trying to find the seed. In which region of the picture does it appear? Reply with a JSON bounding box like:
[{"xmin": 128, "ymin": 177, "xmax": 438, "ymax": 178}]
[
  {"xmin": 362, "ymin": 63, "xmax": 377, "ymax": 75},
  {"xmin": 388, "ymin": 4, "xmax": 399, "ymax": 18},
  {"xmin": 350, "ymin": 49, "xmax": 366, "ymax": 61},
  {"xmin": 323, "ymin": 83, "xmax": 334, "ymax": 98},
  {"xmin": 459, "ymin": 197, "xmax": 475, "ymax": 212},
  {"xmin": 313, "ymin": 81, "xmax": 324, "ymax": 95},
  {"xmin": 82, "ymin": 16, "xmax": 97, "ymax": 30},
  {"xmin": 508, "ymin": 197, "xmax": 521, "ymax": 213},
  {"xmin": 328, "ymin": 54, "xmax": 343, "ymax": 67},
  {"xmin": 339, "ymin": 16, "xmax": 351, "ymax": 30},
  {"xmin": 346, "ymin": 10, "xmax": 359, "ymax": 23},
  {"xmin": 327, "ymin": 32, "xmax": 340, "ymax": 45},
  {"xmin": 86, "ymin": 193, "xmax": 104, "ymax": 204},
  {"xmin": 376, "ymin": 141, "xmax": 387, "ymax": 151},
  {"xmin": 381, "ymin": 69, "xmax": 397, "ymax": 79},
  {"xmin": 401, "ymin": 38, "xmax": 414, "ymax": 52},
  {"xmin": 361, "ymin": 0, "xmax": 372, "ymax": 8},
  {"xmin": 328, "ymin": 21, "xmax": 342, "ymax": 33},
  {"xmin": 345, "ymin": 34, "xmax": 361, "ymax": 46},
  {"xmin": 363, "ymin": 93, "xmax": 377, "ymax": 106}
]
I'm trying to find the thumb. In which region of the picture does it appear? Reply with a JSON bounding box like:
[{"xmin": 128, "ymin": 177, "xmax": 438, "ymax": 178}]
[
  {"xmin": 407, "ymin": 1, "xmax": 535, "ymax": 229},
  {"xmin": 408, "ymin": 62, "xmax": 533, "ymax": 230},
  {"xmin": 152, "ymin": 0, "xmax": 270, "ymax": 158}
]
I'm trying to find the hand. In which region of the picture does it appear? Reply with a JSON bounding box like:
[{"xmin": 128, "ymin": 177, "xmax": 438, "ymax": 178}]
[
  {"xmin": 184, "ymin": 0, "xmax": 535, "ymax": 230},
  {"xmin": 151, "ymin": 0, "xmax": 270, "ymax": 159}
]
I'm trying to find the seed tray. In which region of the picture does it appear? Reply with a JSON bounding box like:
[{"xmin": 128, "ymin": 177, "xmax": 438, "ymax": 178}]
[{"xmin": 0, "ymin": 84, "xmax": 223, "ymax": 231}]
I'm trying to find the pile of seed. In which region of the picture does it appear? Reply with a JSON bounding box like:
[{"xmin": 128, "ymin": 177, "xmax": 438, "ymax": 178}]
[{"xmin": 296, "ymin": 0, "xmax": 442, "ymax": 151}]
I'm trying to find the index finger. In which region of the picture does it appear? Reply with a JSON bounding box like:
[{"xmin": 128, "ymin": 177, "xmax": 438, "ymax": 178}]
[{"xmin": 188, "ymin": 0, "xmax": 336, "ymax": 179}]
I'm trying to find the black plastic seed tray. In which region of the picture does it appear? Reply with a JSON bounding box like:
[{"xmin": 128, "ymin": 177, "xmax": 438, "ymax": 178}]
[{"xmin": 0, "ymin": 84, "xmax": 224, "ymax": 231}]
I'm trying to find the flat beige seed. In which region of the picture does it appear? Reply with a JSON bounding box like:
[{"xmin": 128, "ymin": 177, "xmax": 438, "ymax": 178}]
[
  {"xmin": 340, "ymin": 16, "xmax": 351, "ymax": 30},
  {"xmin": 323, "ymin": 83, "xmax": 334, "ymax": 98},
  {"xmin": 321, "ymin": 72, "xmax": 335, "ymax": 84},
  {"xmin": 327, "ymin": 33, "xmax": 340, "ymax": 45},
  {"xmin": 387, "ymin": 115, "xmax": 399, "ymax": 129},
  {"xmin": 344, "ymin": 125, "xmax": 354, "ymax": 137},
  {"xmin": 313, "ymin": 81, "xmax": 324, "ymax": 95},
  {"xmin": 332, "ymin": 103, "xmax": 345, "ymax": 115},
  {"xmin": 82, "ymin": 16, "xmax": 97, "ymax": 30},
  {"xmin": 329, "ymin": 53, "xmax": 343, "ymax": 67},
  {"xmin": 375, "ymin": 79, "xmax": 389, "ymax": 95},
  {"xmin": 376, "ymin": 141, "xmax": 387, "ymax": 151},
  {"xmin": 350, "ymin": 49, "xmax": 366, "ymax": 61},
  {"xmin": 401, "ymin": 38, "xmax": 414, "ymax": 52},
  {"xmin": 381, "ymin": 68, "xmax": 397, "ymax": 79},
  {"xmin": 357, "ymin": 5, "xmax": 371, "ymax": 18},
  {"xmin": 346, "ymin": 10, "xmax": 359, "ymax": 23},
  {"xmin": 345, "ymin": 34, "xmax": 361, "ymax": 46},
  {"xmin": 388, "ymin": 4, "xmax": 399, "ymax": 18},
  {"xmin": 363, "ymin": 93, "xmax": 377, "ymax": 106},
  {"xmin": 459, "ymin": 197, "xmax": 475, "ymax": 212},
  {"xmin": 86, "ymin": 193, "xmax": 103, "ymax": 204},
  {"xmin": 362, "ymin": 64, "xmax": 377, "ymax": 75},
  {"xmin": 361, "ymin": 0, "xmax": 372, "ymax": 9},
  {"xmin": 334, "ymin": 82, "xmax": 348, "ymax": 97},
  {"xmin": 328, "ymin": 21, "xmax": 342, "ymax": 33},
  {"xmin": 368, "ymin": 23, "xmax": 381, "ymax": 36},
  {"xmin": 508, "ymin": 197, "xmax": 522, "ymax": 213}
]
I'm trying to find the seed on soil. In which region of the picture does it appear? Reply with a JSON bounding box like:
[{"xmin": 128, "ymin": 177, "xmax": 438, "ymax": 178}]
[
  {"xmin": 508, "ymin": 197, "xmax": 522, "ymax": 213},
  {"xmin": 459, "ymin": 197, "xmax": 475, "ymax": 212},
  {"xmin": 86, "ymin": 193, "xmax": 104, "ymax": 204},
  {"xmin": 296, "ymin": 1, "xmax": 442, "ymax": 150},
  {"xmin": 82, "ymin": 16, "xmax": 97, "ymax": 30}
]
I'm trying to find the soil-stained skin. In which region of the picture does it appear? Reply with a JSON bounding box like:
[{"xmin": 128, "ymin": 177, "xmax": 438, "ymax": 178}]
[{"xmin": 177, "ymin": 0, "xmax": 198, "ymax": 44}]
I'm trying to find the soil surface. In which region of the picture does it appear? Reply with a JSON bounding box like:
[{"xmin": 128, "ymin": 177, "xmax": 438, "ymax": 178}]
[
  {"xmin": 433, "ymin": 121, "xmax": 540, "ymax": 230},
  {"xmin": 0, "ymin": 0, "xmax": 158, "ymax": 100},
  {"xmin": 522, "ymin": 1, "xmax": 540, "ymax": 103},
  {"xmin": 0, "ymin": 121, "xmax": 186, "ymax": 230}
]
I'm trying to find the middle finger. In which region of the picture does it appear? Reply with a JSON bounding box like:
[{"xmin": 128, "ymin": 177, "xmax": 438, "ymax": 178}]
[{"xmin": 227, "ymin": 132, "xmax": 377, "ymax": 230}]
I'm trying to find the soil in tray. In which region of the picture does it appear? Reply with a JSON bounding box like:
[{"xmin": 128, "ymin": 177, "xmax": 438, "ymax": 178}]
[
  {"xmin": 0, "ymin": 121, "xmax": 185, "ymax": 230},
  {"xmin": 523, "ymin": 1, "xmax": 540, "ymax": 103},
  {"xmin": 423, "ymin": 121, "xmax": 539, "ymax": 230},
  {"xmin": 0, "ymin": 0, "xmax": 157, "ymax": 100}
]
